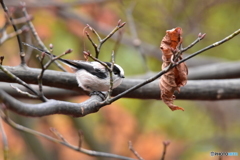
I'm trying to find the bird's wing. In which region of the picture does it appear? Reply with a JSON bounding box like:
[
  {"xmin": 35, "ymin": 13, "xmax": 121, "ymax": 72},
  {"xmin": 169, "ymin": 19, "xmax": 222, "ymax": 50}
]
[{"xmin": 71, "ymin": 61, "xmax": 107, "ymax": 79}]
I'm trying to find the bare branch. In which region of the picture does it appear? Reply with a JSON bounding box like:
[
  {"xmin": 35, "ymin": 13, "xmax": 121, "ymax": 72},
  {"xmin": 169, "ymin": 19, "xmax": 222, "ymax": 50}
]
[
  {"xmin": 0, "ymin": 0, "xmax": 25, "ymax": 65},
  {"xmin": 36, "ymin": 48, "xmax": 73, "ymax": 100},
  {"xmin": 128, "ymin": 60, "xmax": 240, "ymax": 80},
  {"xmin": 10, "ymin": 84, "xmax": 38, "ymax": 98},
  {"xmin": 188, "ymin": 61, "xmax": 240, "ymax": 80},
  {"xmin": 2, "ymin": 77, "xmax": 240, "ymax": 117},
  {"xmin": 85, "ymin": 21, "xmax": 125, "ymax": 58},
  {"xmin": 160, "ymin": 141, "xmax": 170, "ymax": 160},
  {"xmin": 87, "ymin": 24, "xmax": 102, "ymax": 43},
  {"xmin": 22, "ymin": 5, "xmax": 67, "ymax": 72},
  {"xmin": 108, "ymin": 50, "xmax": 115, "ymax": 97},
  {"xmin": 181, "ymin": 33, "xmax": 206, "ymax": 52},
  {"xmin": 1, "ymin": 66, "xmax": 240, "ymax": 101},
  {"xmin": 83, "ymin": 51, "xmax": 112, "ymax": 71},
  {"xmin": 0, "ymin": 89, "xmax": 103, "ymax": 117},
  {"xmin": 0, "ymin": 25, "xmax": 28, "ymax": 45},
  {"xmin": 50, "ymin": 127, "xmax": 67, "ymax": 142},
  {"xmin": 37, "ymin": 52, "xmax": 47, "ymax": 98},
  {"xmin": 0, "ymin": 64, "xmax": 47, "ymax": 102},
  {"xmin": 85, "ymin": 30, "xmax": 98, "ymax": 52},
  {"xmin": 128, "ymin": 141, "xmax": 144, "ymax": 160},
  {"xmin": 0, "ymin": 111, "xmax": 137, "ymax": 160},
  {"xmin": 1, "ymin": 82, "xmax": 79, "ymax": 99},
  {"xmin": 176, "ymin": 28, "xmax": 240, "ymax": 65},
  {"xmin": 101, "ymin": 21, "xmax": 126, "ymax": 44}
]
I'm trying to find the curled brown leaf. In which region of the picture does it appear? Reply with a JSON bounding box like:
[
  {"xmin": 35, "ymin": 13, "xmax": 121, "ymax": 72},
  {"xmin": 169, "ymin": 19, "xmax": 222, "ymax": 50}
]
[{"xmin": 159, "ymin": 27, "xmax": 188, "ymax": 111}]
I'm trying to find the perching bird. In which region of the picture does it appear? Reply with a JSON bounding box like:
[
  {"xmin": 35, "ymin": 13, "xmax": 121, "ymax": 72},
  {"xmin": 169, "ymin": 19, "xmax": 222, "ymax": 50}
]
[{"xmin": 23, "ymin": 43, "xmax": 125, "ymax": 92}]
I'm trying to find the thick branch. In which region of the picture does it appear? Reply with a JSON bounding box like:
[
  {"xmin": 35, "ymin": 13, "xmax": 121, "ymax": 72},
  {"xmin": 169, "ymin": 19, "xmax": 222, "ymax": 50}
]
[
  {"xmin": 132, "ymin": 61, "xmax": 240, "ymax": 80},
  {"xmin": 1, "ymin": 78, "xmax": 240, "ymax": 117},
  {"xmin": 0, "ymin": 89, "xmax": 102, "ymax": 117},
  {"xmin": 1, "ymin": 66, "xmax": 240, "ymax": 100},
  {"xmin": 0, "ymin": 82, "xmax": 79, "ymax": 99},
  {"xmin": 188, "ymin": 61, "xmax": 240, "ymax": 80}
]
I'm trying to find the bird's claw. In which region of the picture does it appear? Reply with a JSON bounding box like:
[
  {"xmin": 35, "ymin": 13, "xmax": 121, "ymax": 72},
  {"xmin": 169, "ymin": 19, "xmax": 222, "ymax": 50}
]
[{"xmin": 90, "ymin": 91, "xmax": 106, "ymax": 101}]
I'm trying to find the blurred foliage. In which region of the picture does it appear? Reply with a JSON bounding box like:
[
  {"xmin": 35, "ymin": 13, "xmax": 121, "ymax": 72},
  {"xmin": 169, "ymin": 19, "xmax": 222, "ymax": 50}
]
[{"xmin": 1, "ymin": 0, "xmax": 240, "ymax": 160}]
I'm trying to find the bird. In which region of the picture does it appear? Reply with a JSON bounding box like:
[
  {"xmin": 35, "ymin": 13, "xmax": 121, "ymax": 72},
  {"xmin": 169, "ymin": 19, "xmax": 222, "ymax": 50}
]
[{"xmin": 22, "ymin": 43, "xmax": 125, "ymax": 92}]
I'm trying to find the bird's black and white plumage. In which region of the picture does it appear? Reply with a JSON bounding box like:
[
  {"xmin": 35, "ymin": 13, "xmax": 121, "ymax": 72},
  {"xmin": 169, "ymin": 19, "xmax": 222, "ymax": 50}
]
[{"xmin": 23, "ymin": 43, "xmax": 125, "ymax": 92}]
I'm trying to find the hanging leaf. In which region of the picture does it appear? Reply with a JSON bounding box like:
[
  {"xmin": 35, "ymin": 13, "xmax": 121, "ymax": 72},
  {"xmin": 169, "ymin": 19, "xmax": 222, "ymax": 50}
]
[{"xmin": 159, "ymin": 27, "xmax": 188, "ymax": 111}]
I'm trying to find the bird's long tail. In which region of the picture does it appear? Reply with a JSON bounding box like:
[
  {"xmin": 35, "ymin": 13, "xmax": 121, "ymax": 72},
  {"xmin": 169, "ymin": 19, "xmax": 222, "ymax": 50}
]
[
  {"xmin": 22, "ymin": 42, "xmax": 55, "ymax": 57},
  {"xmin": 22, "ymin": 42, "xmax": 82, "ymax": 69}
]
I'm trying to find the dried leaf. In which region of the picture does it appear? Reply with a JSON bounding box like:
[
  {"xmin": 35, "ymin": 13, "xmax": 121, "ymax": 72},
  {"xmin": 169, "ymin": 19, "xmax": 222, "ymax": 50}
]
[{"xmin": 159, "ymin": 27, "xmax": 188, "ymax": 111}]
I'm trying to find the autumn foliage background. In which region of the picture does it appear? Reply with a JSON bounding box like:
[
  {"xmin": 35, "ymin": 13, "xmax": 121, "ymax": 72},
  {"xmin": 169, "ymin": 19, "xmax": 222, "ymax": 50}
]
[{"xmin": 1, "ymin": 0, "xmax": 240, "ymax": 160}]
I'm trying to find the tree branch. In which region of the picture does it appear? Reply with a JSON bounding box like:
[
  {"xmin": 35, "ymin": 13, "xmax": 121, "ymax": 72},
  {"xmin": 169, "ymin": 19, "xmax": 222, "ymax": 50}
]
[
  {"xmin": 0, "ymin": 0, "xmax": 25, "ymax": 65},
  {"xmin": 1, "ymin": 76, "xmax": 240, "ymax": 117},
  {"xmin": 132, "ymin": 61, "xmax": 240, "ymax": 80},
  {"xmin": 1, "ymin": 66, "xmax": 240, "ymax": 101},
  {"xmin": 0, "ymin": 82, "xmax": 79, "ymax": 99},
  {"xmin": 0, "ymin": 110, "xmax": 137, "ymax": 160},
  {"xmin": 0, "ymin": 89, "xmax": 103, "ymax": 117}
]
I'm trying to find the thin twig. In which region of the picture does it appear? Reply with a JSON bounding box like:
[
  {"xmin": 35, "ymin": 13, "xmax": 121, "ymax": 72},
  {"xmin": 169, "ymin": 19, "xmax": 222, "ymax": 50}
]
[
  {"xmin": 0, "ymin": 0, "xmax": 25, "ymax": 65},
  {"xmin": 87, "ymin": 24, "xmax": 102, "ymax": 42},
  {"xmin": 128, "ymin": 141, "xmax": 144, "ymax": 160},
  {"xmin": 37, "ymin": 49, "xmax": 73, "ymax": 100},
  {"xmin": 108, "ymin": 50, "xmax": 115, "ymax": 97},
  {"xmin": 85, "ymin": 30, "xmax": 98, "ymax": 54},
  {"xmin": 0, "ymin": 111, "xmax": 136, "ymax": 160},
  {"xmin": 101, "ymin": 21, "xmax": 126, "ymax": 44},
  {"xmin": 10, "ymin": 84, "xmax": 38, "ymax": 98},
  {"xmin": 0, "ymin": 64, "xmax": 47, "ymax": 102},
  {"xmin": 83, "ymin": 51, "xmax": 112, "ymax": 71},
  {"xmin": 0, "ymin": 25, "xmax": 28, "ymax": 45},
  {"xmin": 49, "ymin": 127, "xmax": 67, "ymax": 142},
  {"xmin": 22, "ymin": 5, "xmax": 67, "ymax": 72},
  {"xmin": 181, "ymin": 33, "xmax": 206, "ymax": 52},
  {"xmin": 160, "ymin": 141, "xmax": 170, "ymax": 160},
  {"xmin": 176, "ymin": 28, "xmax": 240, "ymax": 65},
  {"xmin": 37, "ymin": 52, "xmax": 46, "ymax": 97},
  {"xmin": 85, "ymin": 21, "xmax": 126, "ymax": 58}
]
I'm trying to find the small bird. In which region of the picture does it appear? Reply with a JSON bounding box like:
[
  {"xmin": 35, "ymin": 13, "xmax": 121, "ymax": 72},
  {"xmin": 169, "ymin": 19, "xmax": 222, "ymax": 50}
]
[{"xmin": 23, "ymin": 43, "xmax": 125, "ymax": 92}]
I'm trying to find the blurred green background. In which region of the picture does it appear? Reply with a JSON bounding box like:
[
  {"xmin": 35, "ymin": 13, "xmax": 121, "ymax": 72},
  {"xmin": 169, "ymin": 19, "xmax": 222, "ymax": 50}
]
[{"xmin": 1, "ymin": 0, "xmax": 240, "ymax": 160}]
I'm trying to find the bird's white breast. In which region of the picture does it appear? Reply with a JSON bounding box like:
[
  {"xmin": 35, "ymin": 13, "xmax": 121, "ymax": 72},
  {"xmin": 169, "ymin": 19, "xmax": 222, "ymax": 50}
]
[{"xmin": 75, "ymin": 69, "xmax": 123, "ymax": 92}]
